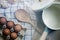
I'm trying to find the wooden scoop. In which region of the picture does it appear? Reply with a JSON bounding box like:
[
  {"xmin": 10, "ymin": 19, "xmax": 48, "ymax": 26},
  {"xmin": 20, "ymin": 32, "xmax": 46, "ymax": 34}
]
[{"xmin": 15, "ymin": 9, "xmax": 40, "ymax": 33}]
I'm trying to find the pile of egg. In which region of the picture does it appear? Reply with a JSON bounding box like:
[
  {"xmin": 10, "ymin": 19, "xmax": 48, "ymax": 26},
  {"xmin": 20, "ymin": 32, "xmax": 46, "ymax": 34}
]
[{"xmin": 0, "ymin": 17, "xmax": 26, "ymax": 40}]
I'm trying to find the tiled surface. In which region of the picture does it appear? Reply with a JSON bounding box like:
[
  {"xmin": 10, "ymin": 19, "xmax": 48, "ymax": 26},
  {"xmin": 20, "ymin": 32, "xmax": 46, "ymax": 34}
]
[{"xmin": 0, "ymin": 0, "xmax": 36, "ymax": 40}]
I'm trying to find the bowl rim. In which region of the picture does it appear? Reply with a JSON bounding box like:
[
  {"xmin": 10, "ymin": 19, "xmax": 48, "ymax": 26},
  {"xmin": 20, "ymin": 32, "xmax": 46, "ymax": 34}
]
[
  {"xmin": 42, "ymin": 4, "xmax": 60, "ymax": 30},
  {"xmin": 31, "ymin": 0, "xmax": 55, "ymax": 11}
]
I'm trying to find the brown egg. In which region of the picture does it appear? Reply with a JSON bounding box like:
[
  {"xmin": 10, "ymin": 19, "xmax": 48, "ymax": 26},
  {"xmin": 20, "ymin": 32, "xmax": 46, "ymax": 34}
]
[
  {"xmin": 14, "ymin": 24, "xmax": 22, "ymax": 32},
  {"xmin": 10, "ymin": 32, "xmax": 17, "ymax": 39},
  {"xmin": 6, "ymin": 21, "xmax": 14, "ymax": 29},
  {"xmin": 0, "ymin": 17, "xmax": 7, "ymax": 25},
  {"xmin": 3, "ymin": 28, "xmax": 10, "ymax": 35}
]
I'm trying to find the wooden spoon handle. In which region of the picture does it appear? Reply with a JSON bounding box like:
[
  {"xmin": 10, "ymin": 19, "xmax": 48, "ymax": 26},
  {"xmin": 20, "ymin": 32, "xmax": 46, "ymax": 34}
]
[{"xmin": 30, "ymin": 20, "xmax": 41, "ymax": 33}]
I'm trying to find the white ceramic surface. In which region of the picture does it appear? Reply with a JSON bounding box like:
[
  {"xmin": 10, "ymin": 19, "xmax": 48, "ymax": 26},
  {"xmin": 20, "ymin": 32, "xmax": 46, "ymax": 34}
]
[
  {"xmin": 30, "ymin": 0, "xmax": 55, "ymax": 10},
  {"xmin": 42, "ymin": 3, "xmax": 60, "ymax": 30}
]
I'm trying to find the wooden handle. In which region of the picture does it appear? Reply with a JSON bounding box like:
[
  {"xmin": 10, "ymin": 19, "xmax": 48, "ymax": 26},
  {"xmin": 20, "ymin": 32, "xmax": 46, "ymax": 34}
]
[
  {"xmin": 40, "ymin": 31, "xmax": 48, "ymax": 40},
  {"xmin": 30, "ymin": 20, "xmax": 41, "ymax": 33},
  {"xmin": 40, "ymin": 27, "xmax": 49, "ymax": 40}
]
